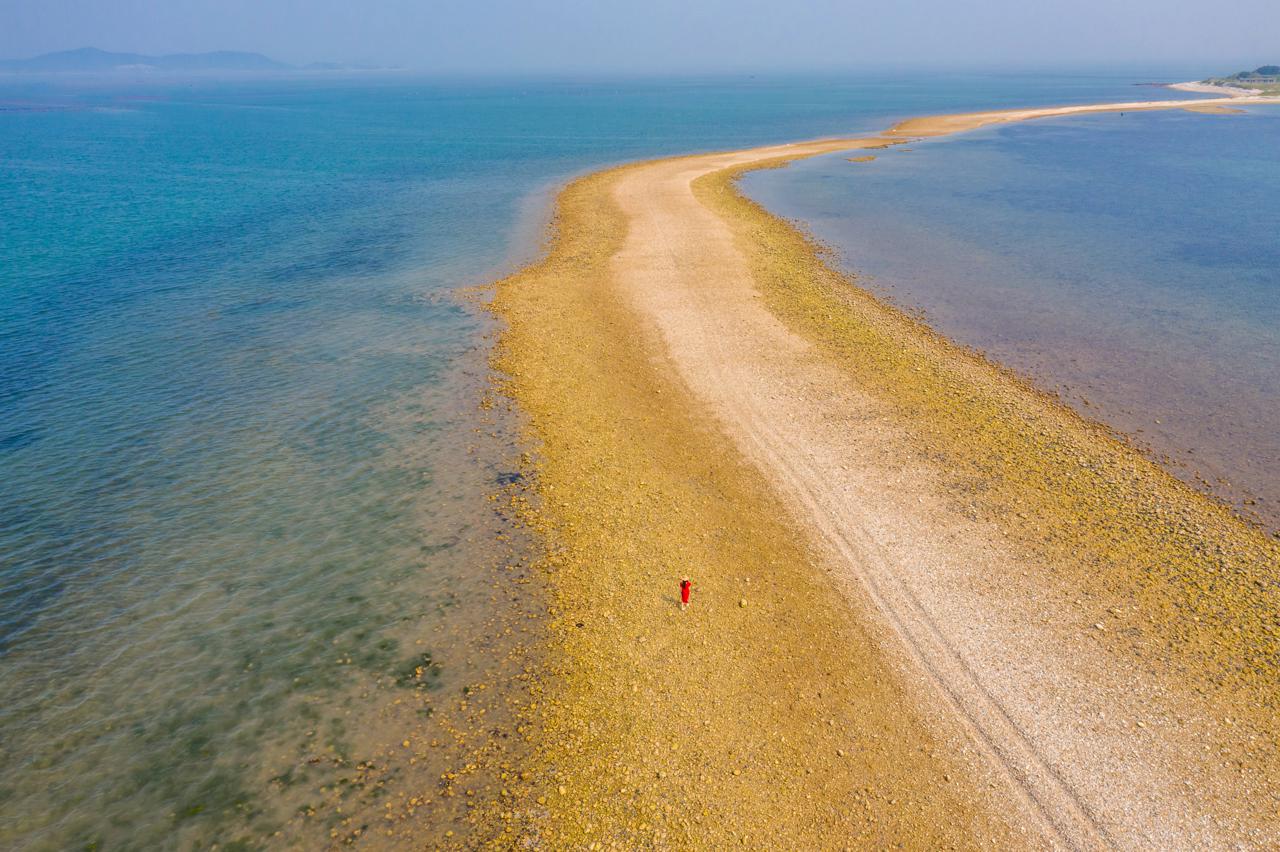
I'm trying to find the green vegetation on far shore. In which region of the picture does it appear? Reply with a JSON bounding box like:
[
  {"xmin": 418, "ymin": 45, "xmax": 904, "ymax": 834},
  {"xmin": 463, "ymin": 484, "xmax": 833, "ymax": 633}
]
[{"xmin": 1204, "ymin": 65, "xmax": 1280, "ymax": 95}]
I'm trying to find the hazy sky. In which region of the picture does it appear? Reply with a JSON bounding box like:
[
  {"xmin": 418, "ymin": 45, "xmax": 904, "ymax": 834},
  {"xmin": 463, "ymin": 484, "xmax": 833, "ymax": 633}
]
[{"xmin": 3, "ymin": 0, "xmax": 1277, "ymax": 72}]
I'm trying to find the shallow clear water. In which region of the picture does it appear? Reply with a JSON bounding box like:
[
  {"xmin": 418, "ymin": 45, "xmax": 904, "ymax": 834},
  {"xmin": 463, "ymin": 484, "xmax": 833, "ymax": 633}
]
[
  {"xmin": 0, "ymin": 70, "xmax": 1212, "ymax": 847},
  {"xmin": 743, "ymin": 104, "xmax": 1280, "ymax": 527}
]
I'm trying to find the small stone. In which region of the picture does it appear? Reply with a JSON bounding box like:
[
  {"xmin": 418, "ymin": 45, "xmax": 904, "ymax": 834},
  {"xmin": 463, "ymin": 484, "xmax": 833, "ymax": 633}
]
[
  {"xmin": 558, "ymin": 785, "xmax": 567, "ymax": 795},
  {"xmin": 739, "ymin": 598, "xmax": 748, "ymax": 608}
]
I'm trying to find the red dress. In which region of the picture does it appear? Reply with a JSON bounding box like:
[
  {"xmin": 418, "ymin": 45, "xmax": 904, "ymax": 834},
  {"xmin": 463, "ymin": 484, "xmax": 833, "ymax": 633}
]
[{"xmin": 680, "ymin": 580, "xmax": 692, "ymax": 604}]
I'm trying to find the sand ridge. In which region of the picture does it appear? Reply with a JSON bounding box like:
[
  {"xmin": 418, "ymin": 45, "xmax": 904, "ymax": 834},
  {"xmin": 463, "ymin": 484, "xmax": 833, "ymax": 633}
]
[
  {"xmin": 488, "ymin": 96, "xmax": 1280, "ymax": 849},
  {"xmin": 487, "ymin": 165, "xmax": 1033, "ymax": 850}
]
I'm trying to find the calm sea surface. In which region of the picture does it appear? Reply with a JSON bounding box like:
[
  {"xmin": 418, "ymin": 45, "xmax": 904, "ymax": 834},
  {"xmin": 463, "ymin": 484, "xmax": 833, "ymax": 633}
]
[
  {"xmin": 0, "ymin": 70, "xmax": 1211, "ymax": 847},
  {"xmin": 743, "ymin": 104, "xmax": 1280, "ymax": 527}
]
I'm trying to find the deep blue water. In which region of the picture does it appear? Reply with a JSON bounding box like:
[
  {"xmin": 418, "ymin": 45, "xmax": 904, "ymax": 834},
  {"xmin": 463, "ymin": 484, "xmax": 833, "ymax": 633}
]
[
  {"xmin": 743, "ymin": 104, "xmax": 1280, "ymax": 523},
  {"xmin": 0, "ymin": 70, "xmax": 1214, "ymax": 847}
]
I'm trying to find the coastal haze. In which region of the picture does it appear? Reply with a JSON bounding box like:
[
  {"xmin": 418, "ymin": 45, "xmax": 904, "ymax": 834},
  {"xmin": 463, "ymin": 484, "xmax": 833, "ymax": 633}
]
[
  {"xmin": 2, "ymin": 0, "xmax": 1279, "ymax": 71},
  {"xmin": 3, "ymin": 1, "xmax": 1280, "ymax": 850}
]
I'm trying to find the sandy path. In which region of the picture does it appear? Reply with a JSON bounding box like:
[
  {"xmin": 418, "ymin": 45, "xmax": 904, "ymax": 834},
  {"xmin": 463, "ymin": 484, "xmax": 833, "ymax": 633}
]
[{"xmin": 606, "ymin": 99, "xmax": 1275, "ymax": 849}]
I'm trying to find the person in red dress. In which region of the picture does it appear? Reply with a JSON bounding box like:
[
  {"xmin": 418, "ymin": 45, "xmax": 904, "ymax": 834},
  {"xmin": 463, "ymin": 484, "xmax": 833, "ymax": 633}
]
[{"xmin": 679, "ymin": 577, "xmax": 692, "ymax": 610}]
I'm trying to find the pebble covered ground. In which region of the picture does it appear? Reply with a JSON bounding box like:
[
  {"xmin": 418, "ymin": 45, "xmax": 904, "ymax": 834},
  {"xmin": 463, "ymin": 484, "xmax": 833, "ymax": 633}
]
[
  {"xmin": 476, "ymin": 117, "xmax": 1280, "ymax": 847},
  {"xmin": 484, "ymin": 166, "xmax": 1037, "ymax": 849},
  {"xmin": 699, "ymin": 153, "xmax": 1280, "ymax": 829},
  {"xmin": 701, "ymin": 156, "xmax": 1280, "ymax": 726}
]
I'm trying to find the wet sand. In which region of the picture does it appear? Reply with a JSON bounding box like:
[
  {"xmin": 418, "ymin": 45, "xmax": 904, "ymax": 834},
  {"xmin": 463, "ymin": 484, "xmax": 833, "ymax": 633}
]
[{"xmin": 485, "ymin": 96, "xmax": 1280, "ymax": 848}]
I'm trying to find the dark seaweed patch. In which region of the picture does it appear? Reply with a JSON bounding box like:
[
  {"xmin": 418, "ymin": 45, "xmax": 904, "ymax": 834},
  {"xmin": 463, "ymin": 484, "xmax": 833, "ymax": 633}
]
[{"xmin": 392, "ymin": 652, "xmax": 441, "ymax": 689}]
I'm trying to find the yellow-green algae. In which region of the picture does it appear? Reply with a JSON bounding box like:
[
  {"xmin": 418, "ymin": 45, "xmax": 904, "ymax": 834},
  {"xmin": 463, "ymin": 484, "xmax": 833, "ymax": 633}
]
[
  {"xmin": 697, "ymin": 155, "xmax": 1280, "ymax": 728},
  {"xmin": 484, "ymin": 163, "xmax": 1030, "ymax": 848}
]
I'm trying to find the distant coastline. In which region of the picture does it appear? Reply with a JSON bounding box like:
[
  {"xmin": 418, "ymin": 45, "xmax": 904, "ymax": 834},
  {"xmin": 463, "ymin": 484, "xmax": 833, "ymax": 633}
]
[
  {"xmin": 1169, "ymin": 65, "xmax": 1280, "ymax": 97},
  {"xmin": 1169, "ymin": 80, "xmax": 1262, "ymax": 97},
  {"xmin": 0, "ymin": 46, "xmax": 390, "ymax": 74}
]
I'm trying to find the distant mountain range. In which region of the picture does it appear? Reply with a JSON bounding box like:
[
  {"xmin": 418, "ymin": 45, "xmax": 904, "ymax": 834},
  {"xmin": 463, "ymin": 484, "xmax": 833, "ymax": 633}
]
[{"xmin": 0, "ymin": 47, "xmax": 378, "ymax": 73}]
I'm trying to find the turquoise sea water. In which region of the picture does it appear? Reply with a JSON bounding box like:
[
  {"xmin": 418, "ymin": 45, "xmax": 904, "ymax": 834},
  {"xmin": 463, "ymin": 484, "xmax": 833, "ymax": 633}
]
[
  {"xmin": 0, "ymin": 71, "xmax": 1213, "ymax": 847},
  {"xmin": 743, "ymin": 104, "xmax": 1280, "ymax": 527}
]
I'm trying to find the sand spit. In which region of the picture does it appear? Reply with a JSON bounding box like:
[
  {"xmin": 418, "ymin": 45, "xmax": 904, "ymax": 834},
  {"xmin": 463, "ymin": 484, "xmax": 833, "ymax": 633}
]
[
  {"xmin": 485, "ymin": 97, "xmax": 1280, "ymax": 850},
  {"xmin": 1181, "ymin": 103, "xmax": 1247, "ymax": 115}
]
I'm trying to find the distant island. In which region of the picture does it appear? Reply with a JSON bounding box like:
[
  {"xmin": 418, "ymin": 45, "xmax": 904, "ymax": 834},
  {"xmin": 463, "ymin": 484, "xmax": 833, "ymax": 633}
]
[{"xmin": 0, "ymin": 47, "xmax": 386, "ymax": 73}]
